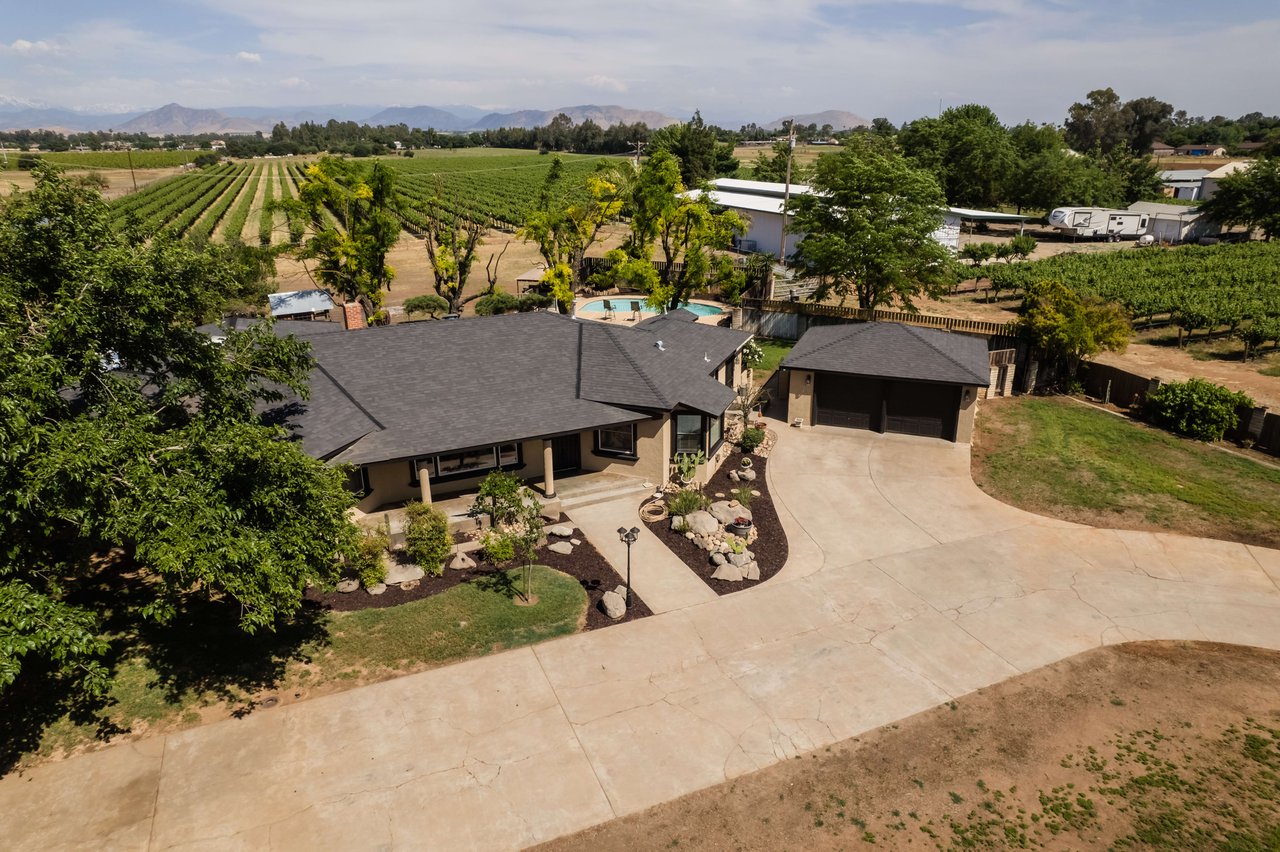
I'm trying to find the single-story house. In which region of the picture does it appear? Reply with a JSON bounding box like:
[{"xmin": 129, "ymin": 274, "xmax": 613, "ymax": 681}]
[
  {"xmin": 268, "ymin": 289, "xmax": 335, "ymax": 320},
  {"xmin": 1200, "ymin": 161, "xmax": 1252, "ymax": 201},
  {"xmin": 257, "ymin": 309, "xmax": 752, "ymax": 511},
  {"xmin": 1126, "ymin": 201, "xmax": 1220, "ymax": 244},
  {"xmin": 1176, "ymin": 144, "xmax": 1227, "ymax": 157},
  {"xmin": 780, "ymin": 322, "xmax": 990, "ymax": 442},
  {"xmin": 1158, "ymin": 169, "xmax": 1209, "ymax": 201},
  {"xmin": 1150, "ymin": 142, "xmax": 1175, "ymax": 157}
]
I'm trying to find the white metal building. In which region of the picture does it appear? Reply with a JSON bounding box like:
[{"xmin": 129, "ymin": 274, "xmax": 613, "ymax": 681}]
[
  {"xmin": 1159, "ymin": 169, "xmax": 1209, "ymax": 200},
  {"xmin": 1126, "ymin": 202, "xmax": 1220, "ymax": 244},
  {"xmin": 1200, "ymin": 161, "xmax": 1252, "ymax": 201}
]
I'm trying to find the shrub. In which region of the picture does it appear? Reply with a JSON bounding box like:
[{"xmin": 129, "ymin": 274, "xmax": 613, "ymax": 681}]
[
  {"xmin": 350, "ymin": 522, "xmax": 389, "ymax": 588},
  {"xmin": 403, "ymin": 501, "xmax": 451, "ymax": 577},
  {"xmin": 1143, "ymin": 378, "xmax": 1254, "ymax": 442},
  {"xmin": 517, "ymin": 292, "xmax": 553, "ymax": 312},
  {"xmin": 668, "ymin": 488, "xmax": 710, "ymax": 516},
  {"xmin": 740, "ymin": 426, "xmax": 766, "ymax": 452},
  {"xmin": 480, "ymin": 530, "xmax": 515, "ymax": 565},
  {"xmin": 732, "ymin": 486, "xmax": 754, "ymax": 507},
  {"xmin": 469, "ymin": 471, "xmax": 525, "ymax": 526},
  {"xmin": 474, "ymin": 291, "xmax": 519, "ymax": 316},
  {"xmin": 404, "ymin": 294, "xmax": 450, "ymax": 319}
]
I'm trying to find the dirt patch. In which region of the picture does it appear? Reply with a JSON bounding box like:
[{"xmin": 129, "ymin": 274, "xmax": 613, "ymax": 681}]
[
  {"xmin": 540, "ymin": 641, "xmax": 1280, "ymax": 851},
  {"xmin": 642, "ymin": 453, "xmax": 789, "ymax": 594},
  {"xmin": 304, "ymin": 512, "xmax": 651, "ymax": 629}
]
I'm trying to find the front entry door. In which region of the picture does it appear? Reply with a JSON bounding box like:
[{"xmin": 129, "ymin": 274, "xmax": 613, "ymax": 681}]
[{"xmin": 551, "ymin": 434, "xmax": 581, "ymax": 474}]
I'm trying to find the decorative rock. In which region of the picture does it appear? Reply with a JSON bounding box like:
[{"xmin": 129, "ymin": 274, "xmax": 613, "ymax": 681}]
[
  {"xmin": 681, "ymin": 510, "xmax": 720, "ymax": 537},
  {"xmin": 399, "ymin": 580, "xmax": 420, "ymax": 591},
  {"xmin": 743, "ymin": 561, "xmax": 761, "ymax": 581},
  {"xmin": 728, "ymin": 551, "xmax": 753, "ymax": 567},
  {"xmin": 684, "ymin": 531, "xmax": 696, "ymax": 540},
  {"xmin": 751, "ymin": 490, "xmax": 762, "ymax": 497},
  {"xmin": 366, "ymin": 583, "xmax": 387, "ymax": 596},
  {"xmin": 336, "ymin": 579, "xmax": 359, "ymax": 593},
  {"xmin": 601, "ymin": 589, "xmax": 626, "ymax": 619},
  {"xmin": 738, "ymin": 468, "xmax": 757, "ymax": 482},
  {"xmin": 570, "ymin": 538, "xmax": 582, "ymax": 546},
  {"xmin": 548, "ymin": 541, "xmax": 574, "ymax": 555},
  {"xmin": 714, "ymin": 492, "xmax": 726, "ymax": 498},
  {"xmin": 614, "ymin": 585, "xmax": 629, "ymax": 599},
  {"xmin": 728, "ymin": 470, "xmax": 740, "ymax": 482},
  {"xmin": 384, "ymin": 561, "xmax": 425, "ymax": 585},
  {"xmin": 710, "ymin": 552, "xmax": 727, "ymax": 566},
  {"xmin": 548, "ymin": 524, "xmax": 575, "ymax": 537},
  {"xmin": 708, "ymin": 501, "xmax": 751, "ymax": 526},
  {"xmin": 449, "ymin": 550, "xmax": 477, "ymax": 570},
  {"xmin": 711, "ymin": 562, "xmax": 744, "ymax": 582}
]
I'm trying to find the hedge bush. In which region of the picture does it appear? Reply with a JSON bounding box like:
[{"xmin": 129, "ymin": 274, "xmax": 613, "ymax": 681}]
[
  {"xmin": 403, "ymin": 501, "xmax": 451, "ymax": 577},
  {"xmin": 1143, "ymin": 378, "xmax": 1254, "ymax": 442}
]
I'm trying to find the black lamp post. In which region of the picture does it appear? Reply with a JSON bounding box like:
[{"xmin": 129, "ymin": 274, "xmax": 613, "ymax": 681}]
[{"xmin": 617, "ymin": 526, "xmax": 639, "ymax": 607}]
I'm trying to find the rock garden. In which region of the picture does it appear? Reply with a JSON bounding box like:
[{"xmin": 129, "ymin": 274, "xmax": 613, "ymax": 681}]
[
  {"xmin": 640, "ymin": 422, "xmax": 789, "ymax": 593},
  {"xmin": 309, "ymin": 472, "xmax": 651, "ymax": 629}
]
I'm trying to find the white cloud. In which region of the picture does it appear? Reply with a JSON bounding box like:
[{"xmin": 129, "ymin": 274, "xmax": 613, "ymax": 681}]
[
  {"xmin": 3, "ymin": 38, "xmax": 58, "ymax": 56},
  {"xmin": 236, "ymin": 51, "xmax": 262, "ymax": 63},
  {"xmin": 279, "ymin": 76, "xmax": 308, "ymax": 89},
  {"xmin": 584, "ymin": 74, "xmax": 626, "ymax": 93}
]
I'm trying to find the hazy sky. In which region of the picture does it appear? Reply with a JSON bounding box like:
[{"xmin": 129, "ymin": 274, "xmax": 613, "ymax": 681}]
[{"xmin": 2, "ymin": 0, "xmax": 1278, "ymax": 125}]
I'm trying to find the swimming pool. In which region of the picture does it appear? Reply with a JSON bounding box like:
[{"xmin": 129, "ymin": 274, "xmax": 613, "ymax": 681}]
[{"xmin": 575, "ymin": 298, "xmax": 724, "ymax": 317}]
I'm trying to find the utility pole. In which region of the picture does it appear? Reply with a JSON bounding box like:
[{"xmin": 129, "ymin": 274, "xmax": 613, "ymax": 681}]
[
  {"xmin": 778, "ymin": 122, "xmax": 796, "ymax": 261},
  {"xmin": 126, "ymin": 145, "xmax": 138, "ymax": 192},
  {"xmin": 629, "ymin": 140, "xmax": 645, "ymax": 169}
]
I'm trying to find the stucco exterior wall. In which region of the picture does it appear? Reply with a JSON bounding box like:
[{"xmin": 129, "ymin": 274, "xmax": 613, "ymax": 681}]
[
  {"xmin": 786, "ymin": 369, "xmax": 813, "ymax": 426},
  {"xmin": 355, "ymin": 437, "xmax": 547, "ymax": 512},
  {"xmin": 580, "ymin": 416, "xmax": 669, "ymax": 484},
  {"xmin": 955, "ymin": 386, "xmax": 980, "ymax": 444}
]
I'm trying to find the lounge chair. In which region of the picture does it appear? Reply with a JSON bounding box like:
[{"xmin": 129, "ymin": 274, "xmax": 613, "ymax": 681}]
[
  {"xmin": 630, "ymin": 301, "xmax": 642, "ymax": 321},
  {"xmin": 602, "ymin": 299, "xmax": 615, "ymax": 320}
]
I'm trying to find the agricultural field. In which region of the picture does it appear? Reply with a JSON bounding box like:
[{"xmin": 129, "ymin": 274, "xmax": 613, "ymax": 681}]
[{"xmin": 8, "ymin": 149, "xmax": 206, "ymax": 169}]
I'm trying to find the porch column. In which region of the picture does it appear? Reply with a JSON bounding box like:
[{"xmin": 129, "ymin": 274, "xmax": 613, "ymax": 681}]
[
  {"xmin": 542, "ymin": 439, "xmax": 556, "ymax": 498},
  {"xmin": 416, "ymin": 459, "xmax": 432, "ymax": 504}
]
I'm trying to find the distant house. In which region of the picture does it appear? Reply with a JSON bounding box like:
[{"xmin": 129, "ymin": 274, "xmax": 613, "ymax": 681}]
[
  {"xmin": 1150, "ymin": 141, "xmax": 1175, "ymax": 157},
  {"xmin": 1175, "ymin": 144, "xmax": 1227, "ymax": 157},
  {"xmin": 1234, "ymin": 141, "xmax": 1269, "ymax": 154},
  {"xmin": 1158, "ymin": 169, "xmax": 1209, "ymax": 200},
  {"xmin": 209, "ymin": 140, "xmax": 227, "ymax": 151},
  {"xmin": 1200, "ymin": 161, "xmax": 1253, "ymax": 201}
]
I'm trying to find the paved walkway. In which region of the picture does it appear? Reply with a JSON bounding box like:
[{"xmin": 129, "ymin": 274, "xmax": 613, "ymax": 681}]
[{"xmin": 5, "ymin": 425, "xmax": 1280, "ymax": 850}]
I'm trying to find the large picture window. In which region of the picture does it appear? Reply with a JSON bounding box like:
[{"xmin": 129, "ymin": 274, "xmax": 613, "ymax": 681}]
[
  {"xmin": 674, "ymin": 413, "xmax": 704, "ymax": 455},
  {"xmin": 708, "ymin": 412, "xmax": 724, "ymax": 453},
  {"xmin": 594, "ymin": 424, "xmax": 637, "ymax": 458},
  {"xmin": 725, "ymin": 354, "xmax": 736, "ymax": 388},
  {"xmin": 409, "ymin": 442, "xmax": 523, "ymax": 484}
]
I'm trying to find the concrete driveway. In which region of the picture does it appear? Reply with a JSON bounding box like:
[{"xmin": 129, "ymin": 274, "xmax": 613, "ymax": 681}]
[{"xmin": 5, "ymin": 425, "xmax": 1280, "ymax": 850}]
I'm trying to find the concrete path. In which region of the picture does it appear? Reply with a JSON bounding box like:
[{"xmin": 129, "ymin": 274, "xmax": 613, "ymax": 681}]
[{"xmin": 5, "ymin": 424, "xmax": 1280, "ymax": 850}]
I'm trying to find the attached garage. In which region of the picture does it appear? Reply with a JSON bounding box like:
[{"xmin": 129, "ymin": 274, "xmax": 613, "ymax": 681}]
[{"xmin": 783, "ymin": 322, "xmax": 991, "ymax": 443}]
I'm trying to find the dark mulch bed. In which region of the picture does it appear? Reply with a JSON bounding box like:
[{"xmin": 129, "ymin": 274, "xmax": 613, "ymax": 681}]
[
  {"xmin": 304, "ymin": 513, "xmax": 651, "ymax": 630},
  {"xmin": 641, "ymin": 452, "xmax": 789, "ymax": 596}
]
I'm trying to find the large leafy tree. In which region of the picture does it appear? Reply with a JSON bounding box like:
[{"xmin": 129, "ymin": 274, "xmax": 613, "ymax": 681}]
[
  {"xmin": 291, "ymin": 156, "xmax": 401, "ymax": 322},
  {"xmin": 787, "ymin": 138, "xmax": 955, "ymax": 309},
  {"xmin": 899, "ymin": 104, "xmax": 1016, "ymax": 208},
  {"xmin": 420, "ymin": 204, "xmax": 493, "ymax": 314},
  {"xmin": 1201, "ymin": 157, "xmax": 1280, "ymax": 240},
  {"xmin": 0, "ymin": 166, "xmax": 358, "ymax": 699},
  {"xmin": 1016, "ymin": 280, "xmax": 1131, "ymax": 377},
  {"xmin": 647, "ymin": 111, "xmax": 739, "ymax": 186},
  {"xmin": 1064, "ymin": 88, "xmax": 1132, "ymax": 154}
]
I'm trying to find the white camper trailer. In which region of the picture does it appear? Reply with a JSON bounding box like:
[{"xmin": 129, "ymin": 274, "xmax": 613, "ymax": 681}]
[{"xmin": 1048, "ymin": 207, "xmax": 1150, "ymax": 241}]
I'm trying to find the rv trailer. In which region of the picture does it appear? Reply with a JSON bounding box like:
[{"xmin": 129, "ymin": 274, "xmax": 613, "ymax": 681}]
[{"xmin": 1048, "ymin": 207, "xmax": 1150, "ymax": 241}]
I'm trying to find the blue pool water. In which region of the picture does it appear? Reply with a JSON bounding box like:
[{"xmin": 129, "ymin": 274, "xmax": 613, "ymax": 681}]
[{"xmin": 576, "ymin": 298, "xmax": 724, "ymax": 317}]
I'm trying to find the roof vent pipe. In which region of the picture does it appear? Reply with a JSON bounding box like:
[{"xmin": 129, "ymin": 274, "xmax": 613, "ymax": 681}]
[
  {"xmin": 655, "ymin": 340, "xmax": 665, "ymax": 351},
  {"xmin": 703, "ymin": 351, "xmax": 710, "ymax": 362}
]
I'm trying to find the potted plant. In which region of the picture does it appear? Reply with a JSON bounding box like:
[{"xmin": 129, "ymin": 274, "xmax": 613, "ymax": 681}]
[
  {"xmin": 739, "ymin": 456, "xmax": 753, "ymax": 469},
  {"xmin": 727, "ymin": 516, "xmax": 753, "ymax": 536}
]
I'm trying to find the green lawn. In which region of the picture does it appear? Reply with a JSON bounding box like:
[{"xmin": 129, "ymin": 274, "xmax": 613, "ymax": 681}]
[
  {"xmin": 9, "ymin": 566, "xmax": 586, "ymax": 770},
  {"xmin": 752, "ymin": 338, "xmax": 795, "ymax": 384},
  {"xmin": 974, "ymin": 396, "xmax": 1280, "ymax": 548}
]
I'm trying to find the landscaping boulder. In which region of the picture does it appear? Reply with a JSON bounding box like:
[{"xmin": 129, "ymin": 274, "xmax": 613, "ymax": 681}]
[
  {"xmin": 708, "ymin": 501, "xmax": 751, "ymax": 526},
  {"xmin": 710, "ymin": 552, "xmax": 726, "ymax": 566},
  {"xmin": 738, "ymin": 468, "xmax": 757, "ymax": 482},
  {"xmin": 366, "ymin": 583, "xmax": 387, "ymax": 596},
  {"xmin": 711, "ymin": 562, "xmax": 744, "ymax": 582},
  {"xmin": 601, "ymin": 589, "xmax": 626, "ymax": 619},
  {"xmin": 728, "ymin": 470, "xmax": 740, "ymax": 483},
  {"xmin": 728, "ymin": 551, "xmax": 755, "ymax": 568},
  {"xmin": 742, "ymin": 561, "xmax": 761, "ymax": 581},
  {"xmin": 336, "ymin": 579, "xmax": 359, "ymax": 593},
  {"xmin": 384, "ymin": 561, "xmax": 425, "ymax": 585},
  {"xmin": 540, "ymin": 508, "xmax": 562, "ymax": 523},
  {"xmin": 548, "ymin": 541, "xmax": 574, "ymax": 555},
  {"xmin": 399, "ymin": 580, "xmax": 420, "ymax": 591},
  {"xmin": 680, "ymin": 510, "xmax": 719, "ymax": 537},
  {"xmin": 548, "ymin": 524, "xmax": 574, "ymax": 538},
  {"xmin": 449, "ymin": 550, "xmax": 476, "ymax": 571}
]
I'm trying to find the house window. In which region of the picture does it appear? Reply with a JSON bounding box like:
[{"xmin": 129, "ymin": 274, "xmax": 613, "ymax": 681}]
[
  {"xmin": 437, "ymin": 447, "xmax": 495, "ymax": 477},
  {"xmin": 725, "ymin": 354, "xmax": 736, "ymax": 388},
  {"xmin": 408, "ymin": 442, "xmax": 524, "ymax": 485},
  {"xmin": 498, "ymin": 443, "xmax": 520, "ymax": 466},
  {"xmin": 595, "ymin": 424, "xmax": 637, "ymax": 458},
  {"xmin": 674, "ymin": 413, "xmax": 704, "ymax": 455},
  {"xmin": 344, "ymin": 465, "xmax": 370, "ymax": 497},
  {"xmin": 708, "ymin": 412, "xmax": 724, "ymax": 453}
]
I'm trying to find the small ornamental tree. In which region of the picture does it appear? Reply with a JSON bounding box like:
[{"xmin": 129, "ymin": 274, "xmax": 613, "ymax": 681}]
[
  {"xmin": 1016, "ymin": 280, "xmax": 1131, "ymax": 381},
  {"xmin": 1143, "ymin": 379, "xmax": 1254, "ymax": 442},
  {"xmin": 469, "ymin": 471, "xmax": 525, "ymax": 527},
  {"xmin": 490, "ymin": 488, "xmax": 545, "ymax": 603},
  {"xmin": 404, "ymin": 294, "xmax": 450, "ymax": 320}
]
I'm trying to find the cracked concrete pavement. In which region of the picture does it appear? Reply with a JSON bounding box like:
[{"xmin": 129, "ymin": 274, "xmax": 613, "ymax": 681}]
[{"xmin": 4, "ymin": 423, "xmax": 1280, "ymax": 850}]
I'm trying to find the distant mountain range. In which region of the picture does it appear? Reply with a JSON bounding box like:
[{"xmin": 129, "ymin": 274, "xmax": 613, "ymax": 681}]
[
  {"xmin": 765, "ymin": 110, "xmax": 870, "ymax": 131},
  {"xmin": 0, "ymin": 99, "xmax": 865, "ymax": 136}
]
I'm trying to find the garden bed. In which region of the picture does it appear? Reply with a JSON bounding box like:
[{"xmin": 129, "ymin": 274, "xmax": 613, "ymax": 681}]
[
  {"xmin": 641, "ymin": 452, "xmax": 789, "ymax": 595},
  {"xmin": 306, "ymin": 512, "xmax": 652, "ymax": 629}
]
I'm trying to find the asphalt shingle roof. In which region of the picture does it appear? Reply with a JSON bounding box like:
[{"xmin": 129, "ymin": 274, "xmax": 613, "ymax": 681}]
[
  {"xmin": 781, "ymin": 322, "xmax": 990, "ymax": 386},
  {"xmin": 263, "ymin": 311, "xmax": 749, "ymax": 464}
]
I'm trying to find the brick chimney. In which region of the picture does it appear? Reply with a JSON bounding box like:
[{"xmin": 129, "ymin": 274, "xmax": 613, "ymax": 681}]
[{"xmin": 342, "ymin": 301, "xmax": 366, "ymax": 330}]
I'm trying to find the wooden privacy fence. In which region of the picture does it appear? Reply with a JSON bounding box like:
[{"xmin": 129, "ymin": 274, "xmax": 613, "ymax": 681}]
[{"xmin": 738, "ymin": 298, "xmax": 1017, "ymax": 338}]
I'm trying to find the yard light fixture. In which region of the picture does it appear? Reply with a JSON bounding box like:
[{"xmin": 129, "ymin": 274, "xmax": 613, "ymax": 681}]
[{"xmin": 617, "ymin": 526, "xmax": 640, "ymax": 607}]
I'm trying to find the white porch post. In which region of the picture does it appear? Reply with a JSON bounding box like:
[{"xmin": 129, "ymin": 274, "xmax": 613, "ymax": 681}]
[
  {"xmin": 417, "ymin": 459, "xmax": 432, "ymax": 504},
  {"xmin": 542, "ymin": 439, "xmax": 556, "ymax": 498}
]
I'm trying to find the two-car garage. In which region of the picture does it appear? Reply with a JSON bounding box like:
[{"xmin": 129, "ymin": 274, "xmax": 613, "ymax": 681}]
[{"xmin": 783, "ymin": 322, "xmax": 991, "ymax": 443}]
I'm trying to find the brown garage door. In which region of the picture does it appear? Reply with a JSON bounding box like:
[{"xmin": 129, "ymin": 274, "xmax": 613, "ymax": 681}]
[
  {"xmin": 884, "ymin": 381, "xmax": 960, "ymax": 440},
  {"xmin": 814, "ymin": 374, "xmax": 883, "ymax": 430}
]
